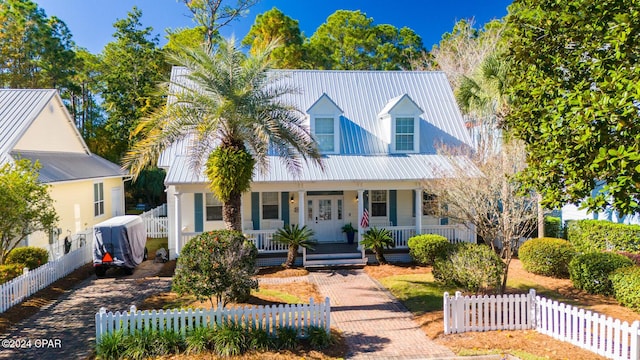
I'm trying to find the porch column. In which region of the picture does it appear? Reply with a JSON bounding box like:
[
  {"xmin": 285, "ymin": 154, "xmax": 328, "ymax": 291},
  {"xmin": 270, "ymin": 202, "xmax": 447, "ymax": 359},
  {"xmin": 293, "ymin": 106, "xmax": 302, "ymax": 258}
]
[
  {"xmin": 298, "ymin": 190, "xmax": 305, "ymax": 226},
  {"xmin": 414, "ymin": 188, "xmax": 422, "ymax": 235},
  {"xmin": 357, "ymin": 189, "xmax": 364, "ymax": 251},
  {"xmin": 173, "ymin": 192, "xmax": 183, "ymax": 259}
]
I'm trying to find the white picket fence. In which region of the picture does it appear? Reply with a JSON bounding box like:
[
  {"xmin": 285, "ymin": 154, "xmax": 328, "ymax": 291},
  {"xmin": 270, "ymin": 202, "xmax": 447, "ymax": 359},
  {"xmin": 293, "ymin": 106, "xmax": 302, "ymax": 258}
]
[
  {"xmin": 444, "ymin": 290, "xmax": 640, "ymax": 360},
  {"xmin": 95, "ymin": 298, "xmax": 331, "ymax": 343},
  {"xmin": 0, "ymin": 242, "xmax": 93, "ymax": 313},
  {"xmin": 139, "ymin": 204, "xmax": 168, "ymax": 238}
]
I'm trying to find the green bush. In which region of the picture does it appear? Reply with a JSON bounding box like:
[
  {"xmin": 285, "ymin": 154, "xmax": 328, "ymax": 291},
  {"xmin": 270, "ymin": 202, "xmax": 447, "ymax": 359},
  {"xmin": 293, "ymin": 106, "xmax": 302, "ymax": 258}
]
[
  {"xmin": 617, "ymin": 251, "xmax": 640, "ymax": 266},
  {"xmin": 247, "ymin": 326, "xmax": 275, "ymax": 351},
  {"xmin": 518, "ymin": 237, "xmax": 575, "ymax": 278},
  {"xmin": 544, "ymin": 216, "xmax": 564, "ymax": 238},
  {"xmin": 433, "ymin": 243, "xmax": 504, "ymax": 294},
  {"xmin": 408, "ymin": 234, "xmax": 451, "ymax": 265},
  {"xmin": 212, "ymin": 321, "xmax": 247, "ymax": 357},
  {"xmin": 306, "ymin": 326, "xmax": 333, "ymax": 349},
  {"xmin": 276, "ymin": 326, "xmax": 298, "ymax": 350},
  {"xmin": 609, "ymin": 266, "xmax": 640, "ymax": 312},
  {"xmin": 185, "ymin": 326, "xmax": 214, "ymax": 354},
  {"xmin": 569, "ymin": 252, "xmax": 634, "ymax": 295},
  {"xmin": 6, "ymin": 246, "xmax": 49, "ymax": 270},
  {"xmin": 172, "ymin": 230, "xmax": 258, "ymax": 306},
  {"xmin": 566, "ymin": 220, "xmax": 640, "ymax": 253},
  {"xmin": 0, "ymin": 264, "xmax": 24, "ymax": 284},
  {"xmin": 96, "ymin": 330, "xmax": 127, "ymax": 360}
]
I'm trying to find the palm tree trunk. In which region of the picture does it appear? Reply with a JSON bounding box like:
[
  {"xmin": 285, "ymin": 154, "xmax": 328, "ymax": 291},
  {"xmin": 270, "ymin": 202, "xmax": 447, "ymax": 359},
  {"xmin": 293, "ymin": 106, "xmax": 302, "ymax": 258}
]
[
  {"xmin": 375, "ymin": 247, "xmax": 387, "ymax": 264},
  {"xmin": 223, "ymin": 192, "xmax": 242, "ymax": 231},
  {"xmin": 285, "ymin": 245, "xmax": 299, "ymax": 268}
]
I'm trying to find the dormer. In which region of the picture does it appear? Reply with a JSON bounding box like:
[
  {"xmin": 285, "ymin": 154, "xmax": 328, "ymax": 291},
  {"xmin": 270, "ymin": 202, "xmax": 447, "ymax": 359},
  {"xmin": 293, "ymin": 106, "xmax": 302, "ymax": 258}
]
[
  {"xmin": 307, "ymin": 93, "xmax": 342, "ymax": 154},
  {"xmin": 378, "ymin": 94, "xmax": 423, "ymax": 153}
]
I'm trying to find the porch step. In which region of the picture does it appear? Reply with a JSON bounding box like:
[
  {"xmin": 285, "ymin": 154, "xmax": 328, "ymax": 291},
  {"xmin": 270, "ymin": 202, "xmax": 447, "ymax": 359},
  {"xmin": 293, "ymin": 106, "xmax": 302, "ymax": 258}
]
[
  {"xmin": 305, "ymin": 252, "xmax": 362, "ymax": 261},
  {"xmin": 304, "ymin": 257, "xmax": 368, "ymax": 268}
]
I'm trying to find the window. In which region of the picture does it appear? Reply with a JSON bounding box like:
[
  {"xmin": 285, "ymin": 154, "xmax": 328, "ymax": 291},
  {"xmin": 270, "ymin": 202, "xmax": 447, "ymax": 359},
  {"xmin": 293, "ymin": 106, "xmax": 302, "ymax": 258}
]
[
  {"xmin": 395, "ymin": 117, "xmax": 415, "ymax": 151},
  {"xmin": 423, "ymin": 193, "xmax": 439, "ymax": 216},
  {"xmin": 315, "ymin": 117, "xmax": 335, "ymax": 152},
  {"xmin": 205, "ymin": 193, "xmax": 223, "ymax": 221},
  {"xmin": 371, "ymin": 190, "xmax": 387, "ymax": 217},
  {"xmin": 262, "ymin": 192, "xmax": 279, "ymax": 220},
  {"xmin": 94, "ymin": 183, "xmax": 104, "ymax": 216}
]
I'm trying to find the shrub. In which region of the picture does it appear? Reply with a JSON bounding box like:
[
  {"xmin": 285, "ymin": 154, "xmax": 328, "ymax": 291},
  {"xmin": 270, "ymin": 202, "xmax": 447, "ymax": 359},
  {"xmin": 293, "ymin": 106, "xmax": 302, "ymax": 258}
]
[
  {"xmin": 212, "ymin": 321, "xmax": 247, "ymax": 357},
  {"xmin": 172, "ymin": 230, "xmax": 258, "ymax": 306},
  {"xmin": 408, "ymin": 234, "xmax": 451, "ymax": 265},
  {"xmin": 609, "ymin": 266, "xmax": 640, "ymax": 312},
  {"xmin": 306, "ymin": 326, "xmax": 333, "ymax": 349},
  {"xmin": 247, "ymin": 326, "xmax": 275, "ymax": 351},
  {"xmin": 123, "ymin": 329, "xmax": 159, "ymax": 360},
  {"xmin": 0, "ymin": 264, "xmax": 24, "ymax": 284},
  {"xmin": 569, "ymin": 252, "xmax": 634, "ymax": 295},
  {"xmin": 566, "ymin": 220, "xmax": 640, "ymax": 253},
  {"xmin": 544, "ymin": 216, "xmax": 564, "ymax": 238},
  {"xmin": 518, "ymin": 237, "xmax": 575, "ymax": 278},
  {"xmin": 617, "ymin": 251, "xmax": 640, "ymax": 266},
  {"xmin": 6, "ymin": 246, "xmax": 49, "ymax": 270},
  {"xmin": 185, "ymin": 326, "xmax": 214, "ymax": 354},
  {"xmin": 361, "ymin": 227, "xmax": 395, "ymax": 264},
  {"xmin": 433, "ymin": 243, "xmax": 504, "ymax": 294},
  {"xmin": 96, "ymin": 330, "xmax": 127, "ymax": 360},
  {"xmin": 276, "ymin": 326, "xmax": 298, "ymax": 350}
]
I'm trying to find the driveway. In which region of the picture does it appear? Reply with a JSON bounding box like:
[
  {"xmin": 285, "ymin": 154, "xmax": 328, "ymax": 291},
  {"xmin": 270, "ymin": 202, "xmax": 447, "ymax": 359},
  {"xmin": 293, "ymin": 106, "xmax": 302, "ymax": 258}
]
[{"xmin": 0, "ymin": 260, "xmax": 171, "ymax": 360}]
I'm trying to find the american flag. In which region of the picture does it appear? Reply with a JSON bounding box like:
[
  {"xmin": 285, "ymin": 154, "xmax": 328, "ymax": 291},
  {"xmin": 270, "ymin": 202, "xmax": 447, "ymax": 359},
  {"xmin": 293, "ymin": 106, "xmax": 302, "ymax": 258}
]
[{"xmin": 360, "ymin": 208, "xmax": 369, "ymax": 228}]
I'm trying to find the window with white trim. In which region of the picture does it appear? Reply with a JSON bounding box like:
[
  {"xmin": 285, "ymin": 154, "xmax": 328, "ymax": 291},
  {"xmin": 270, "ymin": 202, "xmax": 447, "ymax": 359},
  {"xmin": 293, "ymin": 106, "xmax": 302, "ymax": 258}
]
[
  {"xmin": 262, "ymin": 192, "xmax": 279, "ymax": 220},
  {"xmin": 94, "ymin": 182, "xmax": 104, "ymax": 216},
  {"xmin": 205, "ymin": 193, "xmax": 223, "ymax": 221},
  {"xmin": 315, "ymin": 117, "xmax": 335, "ymax": 152},
  {"xmin": 371, "ymin": 190, "xmax": 387, "ymax": 217},
  {"xmin": 395, "ymin": 117, "xmax": 415, "ymax": 151}
]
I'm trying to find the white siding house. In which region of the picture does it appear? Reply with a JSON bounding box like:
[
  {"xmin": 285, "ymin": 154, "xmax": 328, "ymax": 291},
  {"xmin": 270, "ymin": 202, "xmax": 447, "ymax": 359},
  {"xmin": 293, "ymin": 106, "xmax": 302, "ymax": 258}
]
[{"xmin": 160, "ymin": 69, "xmax": 478, "ymax": 264}]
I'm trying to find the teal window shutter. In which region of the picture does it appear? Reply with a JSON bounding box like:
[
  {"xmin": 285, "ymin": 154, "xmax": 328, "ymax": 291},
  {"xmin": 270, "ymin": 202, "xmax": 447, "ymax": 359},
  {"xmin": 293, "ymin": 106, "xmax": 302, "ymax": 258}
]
[
  {"xmin": 281, "ymin": 192, "xmax": 290, "ymax": 226},
  {"xmin": 389, "ymin": 190, "xmax": 397, "ymax": 226},
  {"xmin": 194, "ymin": 193, "xmax": 203, "ymax": 232},
  {"xmin": 251, "ymin": 192, "xmax": 260, "ymax": 230}
]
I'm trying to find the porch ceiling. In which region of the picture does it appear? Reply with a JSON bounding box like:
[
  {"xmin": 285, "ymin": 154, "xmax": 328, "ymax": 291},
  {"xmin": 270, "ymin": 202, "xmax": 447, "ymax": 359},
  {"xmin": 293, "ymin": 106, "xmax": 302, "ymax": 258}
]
[{"xmin": 165, "ymin": 154, "xmax": 479, "ymax": 185}]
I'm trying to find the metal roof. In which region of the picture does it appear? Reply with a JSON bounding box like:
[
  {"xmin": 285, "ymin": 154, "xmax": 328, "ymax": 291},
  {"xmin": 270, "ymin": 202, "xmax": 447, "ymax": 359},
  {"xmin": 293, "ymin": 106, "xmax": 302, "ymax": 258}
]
[
  {"xmin": 0, "ymin": 89, "xmax": 57, "ymax": 164},
  {"xmin": 165, "ymin": 154, "xmax": 476, "ymax": 185},
  {"xmin": 12, "ymin": 151, "xmax": 126, "ymax": 183},
  {"xmin": 163, "ymin": 69, "xmax": 477, "ymax": 184}
]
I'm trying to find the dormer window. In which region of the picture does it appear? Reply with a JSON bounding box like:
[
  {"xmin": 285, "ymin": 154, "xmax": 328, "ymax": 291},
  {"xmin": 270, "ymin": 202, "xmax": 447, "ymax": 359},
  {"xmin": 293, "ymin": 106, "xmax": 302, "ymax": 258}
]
[
  {"xmin": 307, "ymin": 93, "xmax": 342, "ymax": 154},
  {"xmin": 378, "ymin": 94, "xmax": 423, "ymax": 153}
]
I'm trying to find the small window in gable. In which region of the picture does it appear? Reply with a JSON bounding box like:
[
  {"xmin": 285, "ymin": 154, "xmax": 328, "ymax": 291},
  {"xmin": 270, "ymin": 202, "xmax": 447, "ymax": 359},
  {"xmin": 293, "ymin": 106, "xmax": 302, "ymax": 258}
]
[
  {"xmin": 395, "ymin": 117, "xmax": 415, "ymax": 151},
  {"xmin": 315, "ymin": 117, "xmax": 335, "ymax": 152}
]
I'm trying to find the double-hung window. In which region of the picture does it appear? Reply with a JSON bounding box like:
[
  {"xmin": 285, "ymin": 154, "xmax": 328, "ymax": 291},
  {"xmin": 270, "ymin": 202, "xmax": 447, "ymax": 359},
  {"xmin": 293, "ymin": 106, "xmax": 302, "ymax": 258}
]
[
  {"xmin": 395, "ymin": 117, "xmax": 415, "ymax": 151},
  {"xmin": 94, "ymin": 182, "xmax": 104, "ymax": 216},
  {"xmin": 315, "ymin": 117, "xmax": 335, "ymax": 152},
  {"xmin": 262, "ymin": 192, "xmax": 279, "ymax": 220},
  {"xmin": 205, "ymin": 193, "xmax": 223, "ymax": 221},
  {"xmin": 371, "ymin": 190, "xmax": 387, "ymax": 217}
]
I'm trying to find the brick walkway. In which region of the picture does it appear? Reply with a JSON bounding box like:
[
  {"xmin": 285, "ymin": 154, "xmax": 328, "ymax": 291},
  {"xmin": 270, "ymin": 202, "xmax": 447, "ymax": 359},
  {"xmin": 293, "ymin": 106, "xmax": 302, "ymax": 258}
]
[{"xmin": 310, "ymin": 268, "xmax": 455, "ymax": 360}]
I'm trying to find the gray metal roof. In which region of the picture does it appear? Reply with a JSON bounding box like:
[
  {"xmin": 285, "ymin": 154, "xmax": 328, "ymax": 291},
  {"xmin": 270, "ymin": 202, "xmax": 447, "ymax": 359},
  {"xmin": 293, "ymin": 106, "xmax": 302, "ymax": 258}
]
[
  {"xmin": 165, "ymin": 154, "xmax": 476, "ymax": 185},
  {"xmin": 12, "ymin": 151, "xmax": 126, "ymax": 183},
  {"xmin": 0, "ymin": 89, "xmax": 57, "ymax": 164},
  {"xmin": 163, "ymin": 68, "xmax": 477, "ymax": 184}
]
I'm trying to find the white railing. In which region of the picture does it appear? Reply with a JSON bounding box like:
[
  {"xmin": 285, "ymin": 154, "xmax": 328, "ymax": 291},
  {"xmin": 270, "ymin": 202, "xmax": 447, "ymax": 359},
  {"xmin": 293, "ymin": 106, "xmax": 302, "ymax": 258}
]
[
  {"xmin": 95, "ymin": 298, "xmax": 331, "ymax": 343},
  {"xmin": 0, "ymin": 242, "xmax": 93, "ymax": 313},
  {"xmin": 244, "ymin": 230, "xmax": 287, "ymax": 253},
  {"xmin": 381, "ymin": 224, "xmax": 475, "ymax": 248},
  {"xmin": 139, "ymin": 204, "xmax": 168, "ymax": 238},
  {"xmin": 443, "ymin": 290, "xmax": 640, "ymax": 360}
]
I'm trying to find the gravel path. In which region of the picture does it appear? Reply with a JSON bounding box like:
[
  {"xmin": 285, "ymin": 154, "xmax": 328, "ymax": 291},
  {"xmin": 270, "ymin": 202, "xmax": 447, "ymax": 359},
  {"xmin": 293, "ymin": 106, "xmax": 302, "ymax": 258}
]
[{"xmin": 0, "ymin": 261, "xmax": 171, "ymax": 360}]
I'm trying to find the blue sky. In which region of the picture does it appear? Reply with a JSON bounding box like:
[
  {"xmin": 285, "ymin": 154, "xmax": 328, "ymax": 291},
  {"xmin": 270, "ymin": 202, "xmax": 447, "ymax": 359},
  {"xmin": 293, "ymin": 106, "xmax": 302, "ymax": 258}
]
[{"xmin": 36, "ymin": 0, "xmax": 512, "ymax": 54}]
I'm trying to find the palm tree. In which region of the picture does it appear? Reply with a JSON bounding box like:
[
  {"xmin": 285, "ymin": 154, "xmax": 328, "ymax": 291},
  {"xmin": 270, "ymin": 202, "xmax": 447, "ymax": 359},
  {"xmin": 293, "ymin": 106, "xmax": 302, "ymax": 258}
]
[
  {"xmin": 272, "ymin": 224, "xmax": 316, "ymax": 268},
  {"xmin": 361, "ymin": 227, "xmax": 395, "ymax": 265},
  {"xmin": 123, "ymin": 38, "xmax": 323, "ymax": 230}
]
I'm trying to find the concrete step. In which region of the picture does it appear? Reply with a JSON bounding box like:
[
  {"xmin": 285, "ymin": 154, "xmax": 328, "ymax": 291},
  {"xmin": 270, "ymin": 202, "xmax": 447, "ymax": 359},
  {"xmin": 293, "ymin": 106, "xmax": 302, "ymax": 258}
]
[
  {"xmin": 305, "ymin": 252, "xmax": 362, "ymax": 260},
  {"xmin": 304, "ymin": 257, "xmax": 367, "ymax": 268}
]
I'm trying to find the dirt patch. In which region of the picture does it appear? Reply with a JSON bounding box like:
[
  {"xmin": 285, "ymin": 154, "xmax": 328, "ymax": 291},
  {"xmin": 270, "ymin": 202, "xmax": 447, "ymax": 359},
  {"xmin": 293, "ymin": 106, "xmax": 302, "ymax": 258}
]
[
  {"xmin": 0, "ymin": 263, "xmax": 94, "ymax": 335},
  {"xmin": 366, "ymin": 259, "xmax": 639, "ymax": 360},
  {"xmin": 257, "ymin": 267, "xmax": 309, "ymax": 278}
]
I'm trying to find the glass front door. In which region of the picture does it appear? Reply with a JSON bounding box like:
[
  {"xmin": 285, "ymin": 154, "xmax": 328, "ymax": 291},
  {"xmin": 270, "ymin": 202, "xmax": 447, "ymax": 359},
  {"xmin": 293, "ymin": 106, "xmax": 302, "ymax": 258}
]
[{"xmin": 307, "ymin": 195, "xmax": 343, "ymax": 242}]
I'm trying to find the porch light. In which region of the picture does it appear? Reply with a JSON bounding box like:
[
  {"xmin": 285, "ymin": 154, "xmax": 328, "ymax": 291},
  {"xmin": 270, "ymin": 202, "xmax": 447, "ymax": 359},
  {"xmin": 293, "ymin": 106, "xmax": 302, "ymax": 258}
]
[
  {"xmin": 355, "ymin": 194, "xmax": 358, "ymax": 201},
  {"xmin": 290, "ymin": 195, "xmax": 294, "ymax": 203}
]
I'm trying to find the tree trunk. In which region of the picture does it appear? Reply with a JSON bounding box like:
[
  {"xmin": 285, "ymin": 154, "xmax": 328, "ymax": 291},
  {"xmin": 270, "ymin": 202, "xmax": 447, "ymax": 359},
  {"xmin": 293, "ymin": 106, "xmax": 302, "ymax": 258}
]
[
  {"xmin": 500, "ymin": 257, "xmax": 512, "ymax": 294},
  {"xmin": 285, "ymin": 245, "xmax": 299, "ymax": 268},
  {"xmin": 375, "ymin": 247, "xmax": 387, "ymax": 265},
  {"xmin": 537, "ymin": 193, "xmax": 544, "ymax": 238},
  {"xmin": 223, "ymin": 192, "xmax": 242, "ymax": 231}
]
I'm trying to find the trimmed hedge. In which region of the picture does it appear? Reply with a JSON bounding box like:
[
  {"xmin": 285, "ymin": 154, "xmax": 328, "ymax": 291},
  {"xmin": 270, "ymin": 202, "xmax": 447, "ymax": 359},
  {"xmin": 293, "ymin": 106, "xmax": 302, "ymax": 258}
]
[
  {"xmin": 544, "ymin": 216, "xmax": 564, "ymax": 239},
  {"xmin": 408, "ymin": 234, "xmax": 451, "ymax": 265},
  {"xmin": 617, "ymin": 252, "xmax": 640, "ymax": 266},
  {"xmin": 0, "ymin": 264, "xmax": 24, "ymax": 284},
  {"xmin": 518, "ymin": 237, "xmax": 575, "ymax": 278},
  {"xmin": 568, "ymin": 252, "xmax": 634, "ymax": 295},
  {"xmin": 433, "ymin": 243, "xmax": 504, "ymax": 294},
  {"xmin": 609, "ymin": 266, "xmax": 640, "ymax": 312},
  {"xmin": 566, "ymin": 220, "xmax": 640, "ymax": 253},
  {"xmin": 6, "ymin": 246, "xmax": 49, "ymax": 270}
]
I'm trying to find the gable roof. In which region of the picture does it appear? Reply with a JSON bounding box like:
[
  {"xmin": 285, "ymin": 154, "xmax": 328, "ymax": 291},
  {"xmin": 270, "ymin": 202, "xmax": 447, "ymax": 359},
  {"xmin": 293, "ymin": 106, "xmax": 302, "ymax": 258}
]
[{"xmin": 0, "ymin": 89, "xmax": 125, "ymax": 182}]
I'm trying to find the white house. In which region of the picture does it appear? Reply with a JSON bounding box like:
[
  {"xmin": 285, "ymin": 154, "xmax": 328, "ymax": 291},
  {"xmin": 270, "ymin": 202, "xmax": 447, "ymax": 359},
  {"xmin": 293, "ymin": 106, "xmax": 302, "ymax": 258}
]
[
  {"xmin": 0, "ymin": 89, "xmax": 127, "ymax": 259},
  {"xmin": 160, "ymin": 69, "xmax": 478, "ymax": 265}
]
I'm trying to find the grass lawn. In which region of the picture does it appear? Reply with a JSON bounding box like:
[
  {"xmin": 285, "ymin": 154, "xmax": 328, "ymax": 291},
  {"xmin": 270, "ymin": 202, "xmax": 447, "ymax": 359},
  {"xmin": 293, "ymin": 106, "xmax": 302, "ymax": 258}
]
[
  {"xmin": 366, "ymin": 260, "xmax": 638, "ymax": 360},
  {"xmin": 145, "ymin": 237, "xmax": 167, "ymax": 259}
]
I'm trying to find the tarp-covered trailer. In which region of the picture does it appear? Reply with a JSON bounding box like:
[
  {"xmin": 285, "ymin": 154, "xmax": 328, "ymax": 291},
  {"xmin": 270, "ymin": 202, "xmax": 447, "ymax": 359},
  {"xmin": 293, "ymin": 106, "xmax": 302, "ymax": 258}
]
[{"xmin": 93, "ymin": 215, "xmax": 148, "ymax": 276}]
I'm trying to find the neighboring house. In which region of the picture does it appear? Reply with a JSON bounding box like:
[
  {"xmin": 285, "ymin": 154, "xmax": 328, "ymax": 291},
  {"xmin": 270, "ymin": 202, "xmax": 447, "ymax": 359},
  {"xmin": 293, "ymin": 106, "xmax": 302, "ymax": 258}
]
[
  {"xmin": 0, "ymin": 89, "xmax": 127, "ymax": 259},
  {"xmin": 160, "ymin": 69, "xmax": 478, "ymax": 265}
]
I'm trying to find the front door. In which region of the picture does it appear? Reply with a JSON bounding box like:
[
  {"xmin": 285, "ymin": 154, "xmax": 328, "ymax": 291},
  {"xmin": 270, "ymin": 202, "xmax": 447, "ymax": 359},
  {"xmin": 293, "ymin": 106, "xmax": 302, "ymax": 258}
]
[{"xmin": 307, "ymin": 195, "xmax": 343, "ymax": 242}]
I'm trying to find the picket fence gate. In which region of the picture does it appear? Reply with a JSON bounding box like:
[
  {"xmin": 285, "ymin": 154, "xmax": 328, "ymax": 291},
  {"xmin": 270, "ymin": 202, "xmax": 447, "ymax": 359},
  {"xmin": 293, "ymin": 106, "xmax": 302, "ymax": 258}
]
[
  {"xmin": 95, "ymin": 297, "xmax": 331, "ymax": 343},
  {"xmin": 0, "ymin": 243, "xmax": 93, "ymax": 313},
  {"xmin": 139, "ymin": 204, "xmax": 168, "ymax": 238},
  {"xmin": 444, "ymin": 290, "xmax": 640, "ymax": 360}
]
